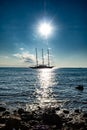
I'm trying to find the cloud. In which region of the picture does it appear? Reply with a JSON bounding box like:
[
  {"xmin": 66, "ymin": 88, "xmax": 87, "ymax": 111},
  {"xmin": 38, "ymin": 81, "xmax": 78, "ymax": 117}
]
[
  {"xmin": 13, "ymin": 49, "xmax": 53, "ymax": 66},
  {"xmin": 19, "ymin": 48, "xmax": 24, "ymax": 51},
  {"xmin": 13, "ymin": 52, "xmax": 35, "ymax": 64}
]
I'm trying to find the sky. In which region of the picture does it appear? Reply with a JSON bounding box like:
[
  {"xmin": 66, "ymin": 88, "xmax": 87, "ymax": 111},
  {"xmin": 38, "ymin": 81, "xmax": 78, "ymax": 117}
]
[{"xmin": 0, "ymin": 0, "xmax": 87, "ymax": 67}]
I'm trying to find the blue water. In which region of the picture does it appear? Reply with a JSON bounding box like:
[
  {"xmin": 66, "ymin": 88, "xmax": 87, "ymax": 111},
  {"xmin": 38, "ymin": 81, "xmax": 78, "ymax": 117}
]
[{"xmin": 0, "ymin": 67, "xmax": 87, "ymax": 111}]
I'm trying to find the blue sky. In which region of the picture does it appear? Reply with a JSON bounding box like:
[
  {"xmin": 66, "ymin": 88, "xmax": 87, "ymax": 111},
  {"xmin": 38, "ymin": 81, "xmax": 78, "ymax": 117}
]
[{"xmin": 0, "ymin": 0, "xmax": 87, "ymax": 67}]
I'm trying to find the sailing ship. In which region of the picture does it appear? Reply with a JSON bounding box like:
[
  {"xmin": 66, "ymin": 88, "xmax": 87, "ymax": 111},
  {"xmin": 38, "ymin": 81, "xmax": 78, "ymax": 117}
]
[{"xmin": 30, "ymin": 48, "xmax": 54, "ymax": 69}]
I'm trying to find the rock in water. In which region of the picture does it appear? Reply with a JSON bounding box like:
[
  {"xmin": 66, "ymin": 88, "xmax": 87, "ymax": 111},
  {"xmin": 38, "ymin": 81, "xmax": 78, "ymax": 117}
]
[{"xmin": 75, "ymin": 85, "xmax": 84, "ymax": 91}]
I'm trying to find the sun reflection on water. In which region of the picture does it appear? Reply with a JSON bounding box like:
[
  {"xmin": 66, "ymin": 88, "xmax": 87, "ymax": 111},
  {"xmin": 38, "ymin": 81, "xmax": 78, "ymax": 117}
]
[{"xmin": 36, "ymin": 69, "xmax": 56, "ymax": 107}]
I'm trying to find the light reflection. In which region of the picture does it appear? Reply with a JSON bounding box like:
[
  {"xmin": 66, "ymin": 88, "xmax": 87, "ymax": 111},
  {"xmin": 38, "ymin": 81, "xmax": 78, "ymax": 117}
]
[{"xmin": 36, "ymin": 69, "xmax": 56, "ymax": 107}]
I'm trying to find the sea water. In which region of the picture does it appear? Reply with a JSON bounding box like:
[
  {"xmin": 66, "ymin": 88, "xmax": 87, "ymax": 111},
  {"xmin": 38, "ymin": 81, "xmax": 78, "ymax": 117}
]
[{"xmin": 0, "ymin": 67, "xmax": 87, "ymax": 111}]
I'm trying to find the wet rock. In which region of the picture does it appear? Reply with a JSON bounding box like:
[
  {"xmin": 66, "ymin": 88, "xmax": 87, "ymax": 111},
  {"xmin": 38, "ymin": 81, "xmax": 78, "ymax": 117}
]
[
  {"xmin": 0, "ymin": 118, "xmax": 6, "ymax": 124},
  {"xmin": 55, "ymin": 107, "xmax": 60, "ymax": 111},
  {"xmin": 2, "ymin": 111, "xmax": 10, "ymax": 116},
  {"xmin": 50, "ymin": 107, "xmax": 56, "ymax": 113},
  {"xmin": 13, "ymin": 110, "xmax": 17, "ymax": 114},
  {"xmin": 44, "ymin": 107, "xmax": 56, "ymax": 115},
  {"xmin": 74, "ymin": 109, "xmax": 80, "ymax": 113},
  {"xmin": 0, "ymin": 107, "xmax": 6, "ymax": 112},
  {"xmin": 0, "ymin": 124, "xmax": 6, "ymax": 130},
  {"xmin": 29, "ymin": 120, "xmax": 39, "ymax": 126},
  {"xmin": 63, "ymin": 109, "xmax": 69, "ymax": 114},
  {"xmin": 43, "ymin": 112, "xmax": 62, "ymax": 128},
  {"xmin": 37, "ymin": 106, "xmax": 41, "ymax": 110},
  {"xmin": 21, "ymin": 112, "xmax": 34, "ymax": 121},
  {"xmin": 73, "ymin": 122, "xmax": 86, "ymax": 130},
  {"xmin": 18, "ymin": 108, "xmax": 25, "ymax": 115},
  {"xmin": 5, "ymin": 116, "xmax": 21, "ymax": 130},
  {"xmin": 83, "ymin": 113, "xmax": 87, "ymax": 118},
  {"xmin": 75, "ymin": 85, "xmax": 84, "ymax": 91},
  {"xmin": 20, "ymin": 121, "xmax": 30, "ymax": 130},
  {"xmin": 68, "ymin": 117, "xmax": 73, "ymax": 121}
]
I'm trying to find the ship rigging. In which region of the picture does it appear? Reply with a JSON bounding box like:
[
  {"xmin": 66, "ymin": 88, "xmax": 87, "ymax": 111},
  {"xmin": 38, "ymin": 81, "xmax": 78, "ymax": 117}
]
[{"xmin": 30, "ymin": 48, "xmax": 54, "ymax": 69}]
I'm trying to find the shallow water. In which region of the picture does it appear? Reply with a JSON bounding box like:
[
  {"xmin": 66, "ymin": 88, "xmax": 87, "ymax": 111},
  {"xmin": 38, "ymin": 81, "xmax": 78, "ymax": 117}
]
[{"xmin": 0, "ymin": 67, "xmax": 87, "ymax": 111}]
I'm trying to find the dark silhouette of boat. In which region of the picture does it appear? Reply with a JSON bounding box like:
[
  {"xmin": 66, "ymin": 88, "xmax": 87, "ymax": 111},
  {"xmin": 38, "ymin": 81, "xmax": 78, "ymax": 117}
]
[
  {"xmin": 30, "ymin": 48, "xmax": 54, "ymax": 69},
  {"xmin": 31, "ymin": 65, "xmax": 54, "ymax": 69}
]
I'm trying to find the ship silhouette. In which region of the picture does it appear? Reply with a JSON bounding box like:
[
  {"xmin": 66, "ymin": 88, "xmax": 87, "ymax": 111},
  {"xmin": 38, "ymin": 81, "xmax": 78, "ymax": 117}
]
[{"xmin": 30, "ymin": 48, "xmax": 54, "ymax": 69}]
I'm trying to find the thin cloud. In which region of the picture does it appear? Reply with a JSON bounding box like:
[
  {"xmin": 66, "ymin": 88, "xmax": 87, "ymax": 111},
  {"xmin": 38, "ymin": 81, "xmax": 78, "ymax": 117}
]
[
  {"xmin": 13, "ymin": 50, "xmax": 53, "ymax": 65},
  {"xmin": 13, "ymin": 52, "xmax": 35, "ymax": 64},
  {"xmin": 19, "ymin": 48, "xmax": 24, "ymax": 51}
]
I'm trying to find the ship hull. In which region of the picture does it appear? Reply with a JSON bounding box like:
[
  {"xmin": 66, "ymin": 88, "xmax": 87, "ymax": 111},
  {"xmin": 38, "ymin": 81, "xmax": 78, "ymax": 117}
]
[{"xmin": 30, "ymin": 65, "xmax": 54, "ymax": 69}]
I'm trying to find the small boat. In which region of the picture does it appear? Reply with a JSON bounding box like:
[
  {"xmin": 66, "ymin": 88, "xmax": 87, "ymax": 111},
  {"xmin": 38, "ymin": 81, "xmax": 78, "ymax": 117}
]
[{"xmin": 30, "ymin": 48, "xmax": 54, "ymax": 69}]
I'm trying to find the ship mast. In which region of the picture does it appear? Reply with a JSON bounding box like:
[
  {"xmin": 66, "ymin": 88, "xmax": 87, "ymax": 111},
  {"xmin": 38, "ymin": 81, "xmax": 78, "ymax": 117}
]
[
  {"xmin": 42, "ymin": 49, "xmax": 44, "ymax": 65},
  {"xmin": 47, "ymin": 49, "xmax": 50, "ymax": 66},
  {"xmin": 35, "ymin": 48, "xmax": 38, "ymax": 66}
]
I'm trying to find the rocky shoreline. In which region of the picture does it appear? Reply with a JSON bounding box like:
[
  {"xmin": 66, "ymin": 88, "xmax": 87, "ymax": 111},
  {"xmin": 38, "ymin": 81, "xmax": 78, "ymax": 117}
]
[{"xmin": 0, "ymin": 106, "xmax": 87, "ymax": 130}]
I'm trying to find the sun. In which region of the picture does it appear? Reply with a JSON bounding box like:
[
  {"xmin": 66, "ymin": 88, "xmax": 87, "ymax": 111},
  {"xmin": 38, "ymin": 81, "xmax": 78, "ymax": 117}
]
[{"xmin": 38, "ymin": 22, "xmax": 52, "ymax": 38}]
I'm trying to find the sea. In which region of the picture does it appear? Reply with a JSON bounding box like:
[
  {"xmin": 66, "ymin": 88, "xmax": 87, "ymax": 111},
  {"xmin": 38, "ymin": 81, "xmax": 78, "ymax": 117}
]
[{"xmin": 0, "ymin": 67, "xmax": 87, "ymax": 111}]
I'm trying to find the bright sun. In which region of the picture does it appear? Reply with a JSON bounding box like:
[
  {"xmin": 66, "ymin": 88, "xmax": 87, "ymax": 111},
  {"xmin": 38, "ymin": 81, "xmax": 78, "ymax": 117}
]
[{"xmin": 38, "ymin": 22, "xmax": 52, "ymax": 38}]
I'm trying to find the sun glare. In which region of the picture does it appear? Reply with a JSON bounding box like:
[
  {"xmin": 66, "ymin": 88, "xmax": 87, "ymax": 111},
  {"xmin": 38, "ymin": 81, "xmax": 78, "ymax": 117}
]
[{"xmin": 38, "ymin": 22, "xmax": 52, "ymax": 38}]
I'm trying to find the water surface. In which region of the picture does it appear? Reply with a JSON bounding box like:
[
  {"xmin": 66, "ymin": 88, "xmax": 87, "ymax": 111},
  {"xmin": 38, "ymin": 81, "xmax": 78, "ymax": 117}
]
[{"xmin": 0, "ymin": 67, "xmax": 87, "ymax": 111}]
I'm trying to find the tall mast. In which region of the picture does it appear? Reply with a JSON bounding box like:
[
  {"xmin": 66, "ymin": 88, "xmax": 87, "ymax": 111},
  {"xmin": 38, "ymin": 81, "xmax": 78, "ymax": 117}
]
[
  {"xmin": 42, "ymin": 49, "xmax": 44, "ymax": 65},
  {"xmin": 47, "ymin": 49, "xmax": 50, "ymax": 66},
  {"xmin": 35, "ymin": 48, "xmax": 38, "ymax": 66}
]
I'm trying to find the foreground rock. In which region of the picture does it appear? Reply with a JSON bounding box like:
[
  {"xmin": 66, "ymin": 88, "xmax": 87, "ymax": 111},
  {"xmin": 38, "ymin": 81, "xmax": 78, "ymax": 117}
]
[
  {"xmin": 0, "ymin": 106, "xmax": 87, "ymax": 130},
  {"xmin": 0, "ymin": 107, "xmax": 6, "ymax": 112}
]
